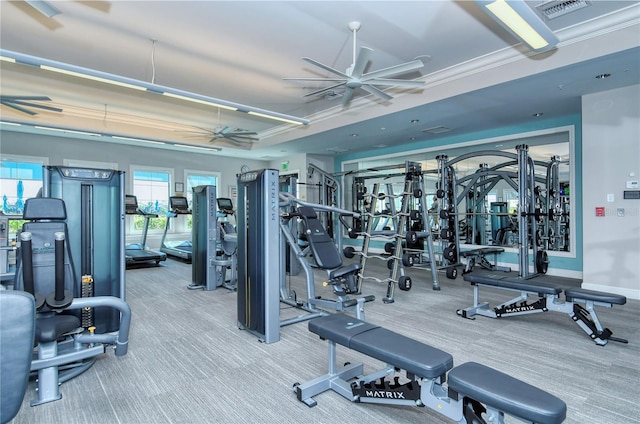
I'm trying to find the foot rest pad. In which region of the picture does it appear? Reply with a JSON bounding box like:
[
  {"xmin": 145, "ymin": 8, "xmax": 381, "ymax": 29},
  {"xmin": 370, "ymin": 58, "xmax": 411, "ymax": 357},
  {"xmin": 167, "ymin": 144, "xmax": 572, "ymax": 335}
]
[
  {"xmin": 448, "ymin": 362, "xmax": 566, "ymax": 424},
  {"xmin": 564, "ymin": 288, "xmax": 626, "ymax": 305}
]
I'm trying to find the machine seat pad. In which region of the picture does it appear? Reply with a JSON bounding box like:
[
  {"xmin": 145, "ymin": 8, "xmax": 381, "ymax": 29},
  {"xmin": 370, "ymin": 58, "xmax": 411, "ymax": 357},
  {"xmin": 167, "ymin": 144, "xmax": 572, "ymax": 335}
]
[
  {"xmin": 309, "ymin": 314, "xmax": 453, "ymax": 380},
  {"xmin": 448, "ymin": 362, "xmax": 566, "ymax": 424},
  {"xmin": 460, "ymin": 247, "xmax": 505, "ymax": 258},
  {"xmin": 564, "ymin": 288, "xmax": 626, "ymax": 305},
  {"xmin": 463, "ymin": 274, "xmax": 562, "ymax": 296},
  {"xmin": 23, "ymin": 198, "xmax": 67, "ymax": 220},
  {"xmin": 36, "ymin": 314, "xmax": 81, "ymax": 343},
  {"xmin": 329, "ymin": 263, "xmax": 361, "ymax": 279}
]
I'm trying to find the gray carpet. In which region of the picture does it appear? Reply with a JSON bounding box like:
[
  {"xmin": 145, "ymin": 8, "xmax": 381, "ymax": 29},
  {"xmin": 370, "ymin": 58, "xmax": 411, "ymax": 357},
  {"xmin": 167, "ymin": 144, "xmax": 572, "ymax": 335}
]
[{"xmin": 10, "ymin": 258, "xmax": 640, "ymax": 423}]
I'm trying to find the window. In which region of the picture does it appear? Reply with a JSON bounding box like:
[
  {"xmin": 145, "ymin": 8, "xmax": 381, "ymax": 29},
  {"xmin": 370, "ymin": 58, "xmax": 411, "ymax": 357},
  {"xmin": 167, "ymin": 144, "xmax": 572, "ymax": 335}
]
[
  {"xmin": 184, "ymin": 170, "xmax": 219, "ymax": 229},
  {"xmin": 1, "ymin": 156, "xmax": 47, "ymax": 215},
  {"xmin": 131, "ymin": 167, "xmax": 172, "ymax": 232},
  {"xmin": 1, "ymin": 155, "xmax": 48, "ymax": 239}
]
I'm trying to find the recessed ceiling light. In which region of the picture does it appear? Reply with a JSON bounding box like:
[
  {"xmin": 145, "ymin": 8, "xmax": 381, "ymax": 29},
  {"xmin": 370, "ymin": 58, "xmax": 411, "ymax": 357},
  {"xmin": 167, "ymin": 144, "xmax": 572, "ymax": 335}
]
[
  {"xmin": 351, "ymin": 133, "xmax": 358, "ymax": 137},
  {"xmin": 373, "ymin": 144, "xmax": 387, "ymax": 148},
  {"xmin": 410, "ymin": 119, "xmax": 420, "ymax": 124},
  {"xmin": 380, "ymin": 127, "xmax": 386, "ymax": 131},
  {"xmin": 595, "ymin": 73, "xmax": 611, "ymax": 79},
  {"xmin": 532, "ymin": 112, "xmax": 543, "ymax": 117}
]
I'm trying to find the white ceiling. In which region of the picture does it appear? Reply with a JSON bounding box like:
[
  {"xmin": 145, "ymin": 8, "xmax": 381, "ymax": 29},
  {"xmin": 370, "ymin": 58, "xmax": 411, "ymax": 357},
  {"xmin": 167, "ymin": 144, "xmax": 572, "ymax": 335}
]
[{"xmin": 1, "ymin": 1, "xmax": 639, "ymax": 160}]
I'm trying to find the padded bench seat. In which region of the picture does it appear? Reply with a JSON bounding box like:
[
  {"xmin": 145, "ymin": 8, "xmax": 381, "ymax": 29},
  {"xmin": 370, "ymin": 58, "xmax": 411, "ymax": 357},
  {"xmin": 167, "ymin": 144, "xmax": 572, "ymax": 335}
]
[
  {"xmin": 565, "ymin": 288, "xmax": 626, "ymax": 305},
  {"xmin": 460, "ymin": 247, "xmax": 505, "ymax": 258},
  {"xmin": 309, "ymin": 313, "xmax": 453, "ymax": 380},
  {"xmin": 464, "ymin": 274, "xmax": 562, "ymax": 296},
  {"xmin": 448, "ymin": 362, "xmax": 566, "ymax": 424}
]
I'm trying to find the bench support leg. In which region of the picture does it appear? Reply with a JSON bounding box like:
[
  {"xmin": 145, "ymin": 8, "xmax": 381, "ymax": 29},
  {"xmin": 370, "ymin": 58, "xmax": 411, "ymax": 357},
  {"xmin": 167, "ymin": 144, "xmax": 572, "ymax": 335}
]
[
  {"xmin": 570, "ymin": 301, "xmax": 628, "ymax": 346},
  {"xmin": 294, "ymin": 341, "xmax": 363, "ymax": 407}
]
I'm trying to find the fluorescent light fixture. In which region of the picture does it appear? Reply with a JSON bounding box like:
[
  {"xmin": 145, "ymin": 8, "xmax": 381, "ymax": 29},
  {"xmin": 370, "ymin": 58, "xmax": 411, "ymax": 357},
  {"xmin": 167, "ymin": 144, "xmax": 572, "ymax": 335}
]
[
  {"xmin": 248, "ymin": 111, "xmax": 305, "ymax": 125},
  {"xmin": 175, "ymin": 144, "xmax": 220, "ymax": 152},
  {"xmin": 0, "ymin": 121, "xmax": 22, "ymax": 126},
  {"xmin": 24, "ymin": 0, "xmax": 61, "ymax": 18},
  {"xmin": 34, "ymin": 125, "xmax": 101, "ymax": 136},
  {"xmin": 162, "ymin": 92, "xmax": 237, "ymax": 111},
  {"xmin": 40, "ymin": 65, "xmax": 147, "ymax": 91},
  {"xmin": 111, "ymin": 135, "xmax": 166, "ymax": 145},
  {"xmin": 0, "ymin": 49, "xmax": 310, "ymax": 125},
  {"xmin": 475, "ymin": 0, "xmax": 558, "ymax": 52}
]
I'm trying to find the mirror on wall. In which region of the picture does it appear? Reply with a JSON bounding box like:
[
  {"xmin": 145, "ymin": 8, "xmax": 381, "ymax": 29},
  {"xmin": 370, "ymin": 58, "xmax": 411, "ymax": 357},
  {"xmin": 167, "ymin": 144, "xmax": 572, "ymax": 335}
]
[{"xmin": 341, "ymin": 128, "xmax": 573, "ymax": 253}]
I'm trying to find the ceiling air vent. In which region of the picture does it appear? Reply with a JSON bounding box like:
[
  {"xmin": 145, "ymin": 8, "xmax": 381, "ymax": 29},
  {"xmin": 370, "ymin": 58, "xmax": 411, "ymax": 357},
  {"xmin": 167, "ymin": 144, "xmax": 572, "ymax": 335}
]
[
  {"xmin": 536, "ymin": 0, "xmax": 591, "ymax": 20},
  {"xmin": 422, "ymin": 126, "xmax": 451, "ymax": 135}
]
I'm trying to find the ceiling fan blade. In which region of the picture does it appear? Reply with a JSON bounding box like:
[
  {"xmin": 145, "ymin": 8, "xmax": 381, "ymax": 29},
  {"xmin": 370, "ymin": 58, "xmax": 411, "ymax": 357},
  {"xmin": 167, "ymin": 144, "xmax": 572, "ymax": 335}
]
[
  {"xmin": 341, "ymin": 87, "xmax": 355, "ymax": 105},
  {"xmin": 229, "ymin": 132, "xmax": 258, "ymax": 137},
  {"xmin": 10, "ymin": 99, "xmax": 63, "ymax": 112},
  {"xmin": 364, "ymin": 78, "xmax": 425, "ymax": 88},
  {"xmin": 361, "ymin": 59, "xmax": 424, "ymax": 81},
  {"xmin": 1, "ymin": 102, "xmax": 37, "ymax": 116},
  {"xmin": 301, "ymin": 82, "xmax": 347, "ymax": 98},
  {"xmin": 351, "ymin": 46, "xmax": 373, "ymax": 78},
  {"xmin": 361, "ymin": 84, "xmax": 393, "ymax": 102},
  {"xmin": 302, "ymin": 57, "xmax": 349, "ymax": 78},
  {"xmin": 1, "ymin": 95, "xmax": 53, "ymax": 101},
  {"xmin": 283, "ymin": 77, "xmax": 346, "ymax": 82}
]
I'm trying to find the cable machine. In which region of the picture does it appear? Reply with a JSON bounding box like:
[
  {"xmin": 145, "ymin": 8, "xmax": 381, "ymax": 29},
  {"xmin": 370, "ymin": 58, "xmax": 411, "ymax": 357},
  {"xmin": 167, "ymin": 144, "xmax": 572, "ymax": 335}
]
[
  {"xmin": 43, "ymin": 165, "xmax": 125, "ymax": 333},
  {"xmin": 236, "ymin": 169, "xmax": 280, "ymax": 344}
]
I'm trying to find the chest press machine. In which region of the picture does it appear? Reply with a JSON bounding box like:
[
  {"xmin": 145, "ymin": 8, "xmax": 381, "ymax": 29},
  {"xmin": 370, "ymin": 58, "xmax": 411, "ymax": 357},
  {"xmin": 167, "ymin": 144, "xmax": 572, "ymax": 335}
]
[
  {"xmin": 294, "ymin": 313, "xmax": 566, "ymax": 424},
  {"xmin": 280, "ymin": 201, "xmax": 375, "ymax": 321},
  {"xmin": 458, "ymin": 273, "xmax": 627, "ymax": 346}
]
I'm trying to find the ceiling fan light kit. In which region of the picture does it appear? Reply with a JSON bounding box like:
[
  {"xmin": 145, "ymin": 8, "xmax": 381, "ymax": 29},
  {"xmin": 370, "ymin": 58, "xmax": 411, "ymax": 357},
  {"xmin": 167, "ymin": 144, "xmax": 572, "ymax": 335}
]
[
  {"xmin": 0, "ymin": 49, "xmax": 310, "ymax": 126},
  {"xmin": 474, "ymin": 0, "xmax": 559, "ymax": 52},
  {"xmin": 284, "ymin": 21, "xmax": 426, "ymax": 106}
]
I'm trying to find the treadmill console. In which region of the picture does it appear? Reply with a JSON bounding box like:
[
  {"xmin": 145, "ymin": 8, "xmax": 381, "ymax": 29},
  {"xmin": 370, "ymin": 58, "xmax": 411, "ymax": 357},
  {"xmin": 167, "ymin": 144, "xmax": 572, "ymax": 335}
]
[
  {"xmin": 217, "ymin": 198, "xmax": 234, "ymax": 215},
  {"xmin": 169, "ymin": 196, "xmax": 191, "ymax": 214},
  {"xmin": 125, "ymin": 195, "xmax": 139, "ymax": 214}
]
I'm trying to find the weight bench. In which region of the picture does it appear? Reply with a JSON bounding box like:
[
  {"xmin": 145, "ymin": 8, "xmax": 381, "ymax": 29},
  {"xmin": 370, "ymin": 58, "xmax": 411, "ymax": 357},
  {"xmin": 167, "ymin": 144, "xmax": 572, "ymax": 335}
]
[
  {"xmin": 458, "ymin": 273, "xmax": 627, "ymax": 346},
  {"xmin": 460, "ymin": 247, "xmax": 510, "ymax": 274},
  {"xmin": 294, "ymin": 313, "xmax": 566, "ymax": 424}
]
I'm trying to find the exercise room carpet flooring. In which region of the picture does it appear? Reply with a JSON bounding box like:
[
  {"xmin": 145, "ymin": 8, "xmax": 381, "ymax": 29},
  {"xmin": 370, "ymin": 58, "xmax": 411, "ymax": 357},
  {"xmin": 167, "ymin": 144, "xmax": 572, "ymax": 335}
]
[{"xmin": 9, "ymin": 258, "xmax": 640, "ymax": 424}]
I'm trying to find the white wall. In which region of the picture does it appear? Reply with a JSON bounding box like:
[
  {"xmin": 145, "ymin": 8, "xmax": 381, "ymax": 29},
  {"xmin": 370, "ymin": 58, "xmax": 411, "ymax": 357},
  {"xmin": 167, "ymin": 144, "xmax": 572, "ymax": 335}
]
[{"xmin": 582, "ymin": 84, "xmax": 640, "ymax": 299}]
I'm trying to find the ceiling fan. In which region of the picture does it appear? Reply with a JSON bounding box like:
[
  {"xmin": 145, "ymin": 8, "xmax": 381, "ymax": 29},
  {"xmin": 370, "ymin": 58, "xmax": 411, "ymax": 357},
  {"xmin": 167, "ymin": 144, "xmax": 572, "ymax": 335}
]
[
  {"xmin": 284, "ymin": 21, "xmax": 426, "ymax": 105},
  {"xmin": 177, "ymin": 108, "xmax": 259, "ymax": 148},
  {"xmin": 0, "ymin": 95, "xmax": 62, "ymax": 115},
  {"xmin": 179, "ymin": 125, "xmax": 259, "ymax": 147}
]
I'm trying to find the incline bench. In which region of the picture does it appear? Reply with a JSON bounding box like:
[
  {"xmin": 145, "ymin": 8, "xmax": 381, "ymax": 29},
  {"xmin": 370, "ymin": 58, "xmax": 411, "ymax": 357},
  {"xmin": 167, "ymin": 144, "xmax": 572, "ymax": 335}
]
[
  {"xmin": 460, "ymin": 247, "xmax": 511, "ymax": 274},
  {"xmin": 294, "ymin": 313, "xmax": 566, "ymax": 424},
  {"xmin": 458, "ymin": 273, "xmax": 627, "ymax": 346}
]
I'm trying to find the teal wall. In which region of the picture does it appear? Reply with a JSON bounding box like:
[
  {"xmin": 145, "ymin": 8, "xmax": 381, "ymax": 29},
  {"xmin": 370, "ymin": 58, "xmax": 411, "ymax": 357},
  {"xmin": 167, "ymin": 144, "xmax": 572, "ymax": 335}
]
[{"xmin": 335, "ymin": 114, "xmax": 583, "ymax": 276}]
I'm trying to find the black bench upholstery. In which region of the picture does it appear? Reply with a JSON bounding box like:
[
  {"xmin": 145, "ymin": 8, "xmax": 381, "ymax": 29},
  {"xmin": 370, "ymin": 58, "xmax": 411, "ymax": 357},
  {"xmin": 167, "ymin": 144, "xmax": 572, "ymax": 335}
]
[
  {"xmin": 310, "ymin": 313, "xmax": 453, "ymax": 379},
  {"xmin": 304, "ymin": 313, "xmax": 566, "ymax": 423},
  {"xmin": 448, "ymin": 362, "xmax": 566, "ymax": 424},
  {"xmin": 460, "ymin": 273, "xmax": 628, "ymax": 345},
  {"xmin": 460, "ymin": 247, "xmax": 505, "ymax": 258},
  {"xmin": 565, "ymin": 288, "xmax": 626, "ymax": 305},
  {"xmin": 465, "ymin": 273, "xmax": 562, "ymax": 295}
]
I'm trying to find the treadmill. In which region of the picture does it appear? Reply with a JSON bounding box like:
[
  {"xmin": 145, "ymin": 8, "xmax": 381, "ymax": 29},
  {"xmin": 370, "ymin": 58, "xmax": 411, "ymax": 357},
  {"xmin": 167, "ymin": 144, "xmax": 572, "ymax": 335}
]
[
  {"xmin": 125, "ymin": 194, "xmax": 167, "ymax": 267},
  {"xmin": 160, "ymin": 195, "xmax": 193, "ymax": 263}
]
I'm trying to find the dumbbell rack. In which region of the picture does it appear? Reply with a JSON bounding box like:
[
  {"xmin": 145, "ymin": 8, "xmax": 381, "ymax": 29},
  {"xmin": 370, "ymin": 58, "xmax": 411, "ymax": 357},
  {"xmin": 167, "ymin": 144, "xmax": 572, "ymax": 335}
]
[{"xmin": 355, "ymin": 162, "xmax": 440, "ymax": 302}]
